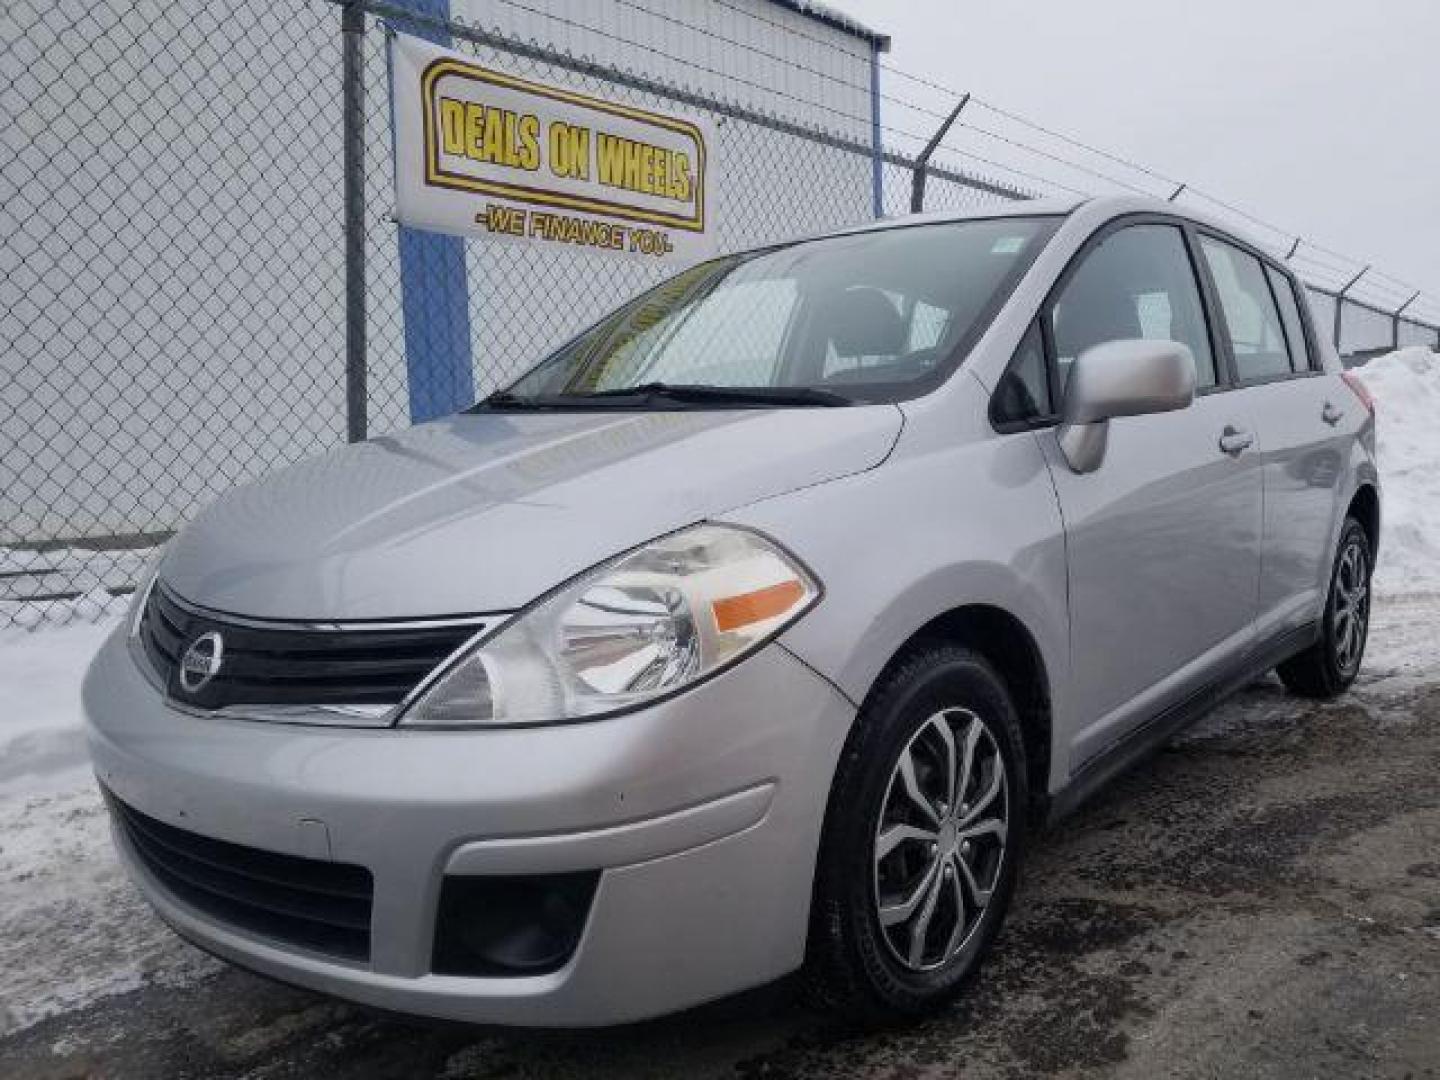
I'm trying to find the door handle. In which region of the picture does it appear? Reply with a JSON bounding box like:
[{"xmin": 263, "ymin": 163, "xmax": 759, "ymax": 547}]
[
  {"xmin": 1218, "ymin": 426, "xmax": 1254, "ymax": 455},
  {"xmin": 1321, "ymin": 401, "xmax": 1345, "ymax": 426}
]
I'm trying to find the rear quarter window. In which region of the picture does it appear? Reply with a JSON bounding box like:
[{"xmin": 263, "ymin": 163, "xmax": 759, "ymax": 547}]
[{"xmin": 1265, "ymin": 265, "xmax": 1315, "ymax": 373}]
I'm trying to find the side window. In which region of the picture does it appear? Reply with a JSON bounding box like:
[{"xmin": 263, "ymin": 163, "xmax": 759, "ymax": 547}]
[
  {"xmin": 991, "ymin": 321, "xmax": 1050, "ymax": 428},
  {"xmin": 1048, "ymin": 224, "xmax": 1218, "ymax": 392},
  {"xmin": 1200, "ymin": 237, "xmax": 1291, "ymax": 381},
  {"xmin": 1265, "ymin": 265, "xmax": 1314, "ymax": 373}
]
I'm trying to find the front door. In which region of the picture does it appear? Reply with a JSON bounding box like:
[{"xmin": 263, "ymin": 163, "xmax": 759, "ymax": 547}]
[{"xmin": 1039, "ymin": 220, "xmax": 1265, "ymax": 770}]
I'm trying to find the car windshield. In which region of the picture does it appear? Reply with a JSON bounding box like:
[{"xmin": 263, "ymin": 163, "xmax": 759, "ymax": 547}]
[{"xmin": 481, "ymin": 216, "xmax": 1058, "ymax": 409}]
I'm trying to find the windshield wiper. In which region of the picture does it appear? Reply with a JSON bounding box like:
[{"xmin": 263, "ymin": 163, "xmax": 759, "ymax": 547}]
[
  {"xmin": 473, "ymin": 390, "xmax": 567, "ymax": 411},
  {"xmin": 474, "ymin": 382, "xmax": 853, "ymax": 411},
  {"xmin": 572, "ymin": 382, "xmax": 852, "ymax": 408}
]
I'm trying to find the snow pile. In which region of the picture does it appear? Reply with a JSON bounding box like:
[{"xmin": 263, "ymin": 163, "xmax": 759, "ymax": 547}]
[
  {"xmin": 771, "ymin": 0, "xmax": 884, "ymax": 42},
  {"xmin": 1357, "ymin": 347, "xmax": 1440, "ymax": 595},
  {"xmin": 0, "ymin": 616, "xmax": 218, "ymax": 1035},
  {"xmin": 0, "ymin": 618, "xmax": 113, "ymax": 794}
]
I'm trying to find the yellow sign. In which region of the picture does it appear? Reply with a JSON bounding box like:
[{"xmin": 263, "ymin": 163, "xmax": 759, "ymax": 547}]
[{"xmin": 391, "ymin": 33, "xmax": 715, "ymax": 262}]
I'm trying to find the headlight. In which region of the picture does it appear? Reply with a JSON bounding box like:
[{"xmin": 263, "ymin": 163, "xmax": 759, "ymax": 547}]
[{"xmin": 398, "ymin": 524, "xmax": 820, "ymax": 728}]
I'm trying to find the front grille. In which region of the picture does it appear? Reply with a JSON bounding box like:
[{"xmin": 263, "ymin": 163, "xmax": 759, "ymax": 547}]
[
  {"xmin": 108, "ymin": 791, "xmax": 374, "ymax": 962},
  {"xmin": 139, "ymin": 584, "xmax": 483, "ymax": 712}
]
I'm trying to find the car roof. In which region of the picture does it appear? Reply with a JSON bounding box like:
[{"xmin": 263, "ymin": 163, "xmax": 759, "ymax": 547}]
[
  {"xmin": 872, "ymin": 195, "xmax": 1088, "ymax": 227},
  {"xmin": 838, "ymin": 193, "xmax": 1265, "ymax": 249},
  {"xmin": 733, "ymin": 195, "xmax": 1278, "ymax": 280}
]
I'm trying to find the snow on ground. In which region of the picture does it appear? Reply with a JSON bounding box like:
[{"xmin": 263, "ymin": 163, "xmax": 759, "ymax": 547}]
[
  {"xmin": 1357, "ymin": 347, "xmax": 1440, "ymax": 595},
  {"xmin": 0, "ymin": 543, "xmax": 149, "ymax": 630},
  {"xmin": 0, "ymin": 348, "xmax": 1436, "ymax": 1036},
  {"xmin": 0, "ymin": 543, "xmax": 155, "ymax": 594},
  {"xmin": 0, "ymin": 616, "xmax": 219, "ymax": 1035},
  {"xmin": 0, "ymin": 587, "xmax": 130, "ymax": 639},
  {"xmin": 0, "ymin": 618, "xmax": 114, "ymax": 797},
  {"xmin": 0, "ymin": 780, "xmax": 218, "ymax": 1036}
]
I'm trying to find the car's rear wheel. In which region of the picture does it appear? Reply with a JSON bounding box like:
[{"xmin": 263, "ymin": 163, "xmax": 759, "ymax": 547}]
[
  {"xmin": 1277, "ymin": 517, "xmax": 1372, "ymax": 699},
  {"xmin": 804, "ymin": 643, "xmax": 1027, "ymax": 1022}
]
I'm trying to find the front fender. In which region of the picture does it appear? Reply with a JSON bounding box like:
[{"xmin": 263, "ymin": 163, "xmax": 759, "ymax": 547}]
[{"xmin": 726, "ymin": 393, "xmax": 1070, "ymax": 792}]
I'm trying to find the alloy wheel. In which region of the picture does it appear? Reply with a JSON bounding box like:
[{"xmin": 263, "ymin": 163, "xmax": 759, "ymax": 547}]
[
  {"xmin": 872, "ymin": 707, "xmax": 1009, "ymax": 972},
  {"xmin": 1332, "ymin": 538, "xmax": 1370, "ymax": 676}
]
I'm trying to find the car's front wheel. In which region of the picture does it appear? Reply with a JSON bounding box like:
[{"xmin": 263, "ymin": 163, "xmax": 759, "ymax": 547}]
[
  {"xmin": 805, "ymin": 643, "xmax": 1027, "ymax": 1022},
  {"xmin": 1277, "ymin": 516, "xmax": 1373, "ymax": 698}
]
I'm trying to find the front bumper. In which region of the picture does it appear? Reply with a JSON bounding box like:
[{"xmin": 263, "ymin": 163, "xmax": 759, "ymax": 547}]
[{"xmin": 83, "ymin": 627, "xmax": 855, "ymax": 1026}]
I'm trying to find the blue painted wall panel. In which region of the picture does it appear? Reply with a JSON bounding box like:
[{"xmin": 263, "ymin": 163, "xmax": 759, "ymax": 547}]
[{"xmin": 392, "ymin": 0, "xmax": 475, "ymax": 422}]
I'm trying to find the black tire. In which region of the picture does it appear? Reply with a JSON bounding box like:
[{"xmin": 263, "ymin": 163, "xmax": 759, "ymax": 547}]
[
  {"xmin": 804, "ymin": 642, "xmax": 1028, "ymax": 1023},
  {"xmin": 1277, "ymin": 517, "xmax": 1372, "ymax": 699}
]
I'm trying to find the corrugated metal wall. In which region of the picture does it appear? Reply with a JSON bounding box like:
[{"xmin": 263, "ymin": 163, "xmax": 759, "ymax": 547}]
[{"xmin": 452, "ymin": 0, "xmax": 873, "ymax": 140}]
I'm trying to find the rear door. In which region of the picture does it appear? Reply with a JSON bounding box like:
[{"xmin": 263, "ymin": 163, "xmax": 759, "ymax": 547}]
[
  {"xmin": 1034, "ymin": 219, "xmax": 1265, "ymax": 769},
  {"xmin": 1196, "ymin": 235, "xmax": 1348, "ymax": 641}
]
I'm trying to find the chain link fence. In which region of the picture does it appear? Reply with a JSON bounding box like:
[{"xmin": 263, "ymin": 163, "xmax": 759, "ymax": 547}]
[
  {"xmin": 1, "ymin": 0, "xmax": 1022, "ymax": 629},
  {"xmin": 3, "ymin": 0, "xmax": 350, "ymax": 628},
  {"xmin": 3, "ymin": 0, "xmax": 1437, "ymax": 630}
]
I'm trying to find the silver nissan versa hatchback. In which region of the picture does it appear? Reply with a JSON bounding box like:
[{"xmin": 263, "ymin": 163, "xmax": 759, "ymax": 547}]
[{"xmin": 84, "ymin": 194, "xmax": 1380, "ymax": 1025}]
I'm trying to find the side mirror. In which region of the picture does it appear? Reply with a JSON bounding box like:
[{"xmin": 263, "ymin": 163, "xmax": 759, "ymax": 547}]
[{"xmin": 1057, "ymin": 339, "xmax": 1196, "ymax": 473}]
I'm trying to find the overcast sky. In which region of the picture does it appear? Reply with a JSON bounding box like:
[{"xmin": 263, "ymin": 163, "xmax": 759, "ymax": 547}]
[{"xmin": 828, "ymin": 0, "xmax": 1440, "ymax": 312}]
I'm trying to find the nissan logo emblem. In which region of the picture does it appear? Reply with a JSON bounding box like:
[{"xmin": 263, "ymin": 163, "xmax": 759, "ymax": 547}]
[{"xmin": 178, "ymin": 631, "xmax": 225, "ymax": 693}]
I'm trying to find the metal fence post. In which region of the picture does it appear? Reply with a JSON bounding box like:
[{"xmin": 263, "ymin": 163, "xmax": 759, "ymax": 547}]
[
  {"xmin": 1333, "ymin": 264, "xmax": 1369, "ymax": 353},
  {"xmin": 910, "ymin": 93, "xmax": 969, "ymax": 213},
  {"xmin": 341, "ymin": 0, "xmax": 368, "ymax": 443},
  {"xmin": 1393, "ymin": 290, "xmax": 1421, "ymax": 350},
  {"xmin": 869, "ymin": 45, "xmax": 883, "ymax": 218}
]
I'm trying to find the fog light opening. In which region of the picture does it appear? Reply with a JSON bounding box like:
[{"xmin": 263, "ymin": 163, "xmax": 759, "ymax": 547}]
[{"xmin": 432, "ymin": 871, "xmax": 600, "ymax": 977}]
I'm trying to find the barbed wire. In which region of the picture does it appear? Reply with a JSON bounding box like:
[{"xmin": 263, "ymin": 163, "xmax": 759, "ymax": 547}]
[
  {"xmin": 870, "ymin": 52, "xmax": 1435, "ymax": 315},
  {"xmin": 925, "ymin": 146, "xmax": 1085, "ymax": 199},
  {"xmin": 372, "ymin": 0, "xmax": 1000, "ymax": 180},
  {"xmin": 357, "ymin": 0, "xmax": 1040, "ymax": 201},
  {"xmin": 950, "ymin": 120, "xmax": 1155, "ymax": 197},
  {"xmin": 362, "ymin": 0, "xmax": 1438, "ymax": 317}
]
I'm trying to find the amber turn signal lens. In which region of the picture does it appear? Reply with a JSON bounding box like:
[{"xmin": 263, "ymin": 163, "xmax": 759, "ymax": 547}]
[{"xmin": 711, "ymin": 579, "xmax": 806, "ymax": 633}]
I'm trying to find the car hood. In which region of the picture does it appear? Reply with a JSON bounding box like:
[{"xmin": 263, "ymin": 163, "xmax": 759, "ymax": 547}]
[{"xmin": 161, "ymin": 406, "xmax": 903, "ymax": 619}]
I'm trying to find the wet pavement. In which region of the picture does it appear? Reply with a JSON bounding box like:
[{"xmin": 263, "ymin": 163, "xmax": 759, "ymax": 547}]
[{"xmin": 4, "ymin": 596, "xmax": 1438, "ymax": 1079}]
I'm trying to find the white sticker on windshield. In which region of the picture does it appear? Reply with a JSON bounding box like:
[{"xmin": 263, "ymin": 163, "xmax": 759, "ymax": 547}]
[{"xmin": 991, "ymin": 235, "xmax": 1028, "ymax": 255}]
